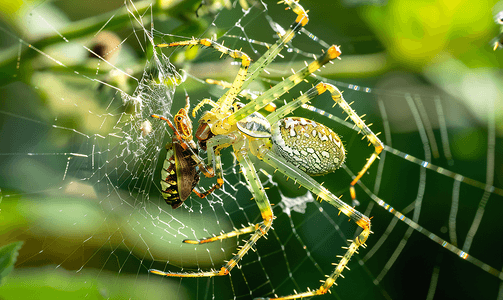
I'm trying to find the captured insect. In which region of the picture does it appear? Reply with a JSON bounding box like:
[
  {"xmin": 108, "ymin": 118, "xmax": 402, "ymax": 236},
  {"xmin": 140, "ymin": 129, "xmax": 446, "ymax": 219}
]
[
  {"xmin": 149, "ymin": 0, "xmax": 383, "ymax": 298},
  {"xmin": 151, "ymin": 96, "xmax": 222, "ymax": 209}
]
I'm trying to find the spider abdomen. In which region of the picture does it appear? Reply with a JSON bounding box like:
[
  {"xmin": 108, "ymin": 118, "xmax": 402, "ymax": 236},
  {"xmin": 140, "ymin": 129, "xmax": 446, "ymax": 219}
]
[{"xmin": 271, "ymin": 117, "xmax": 345, "ymax": 176}]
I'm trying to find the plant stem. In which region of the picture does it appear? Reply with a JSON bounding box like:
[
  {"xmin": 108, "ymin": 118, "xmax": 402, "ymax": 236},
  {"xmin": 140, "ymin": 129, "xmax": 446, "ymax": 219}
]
[{"xmin": 0, "ymin": 0, "xmax": 200, "ymax": 83}]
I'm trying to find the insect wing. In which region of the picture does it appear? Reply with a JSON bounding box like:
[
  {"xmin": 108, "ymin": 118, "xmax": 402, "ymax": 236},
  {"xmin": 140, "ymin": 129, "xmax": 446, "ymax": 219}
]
[{"xmin": 174, "ymin": 143, "xmax": 199, "ymax": 201}]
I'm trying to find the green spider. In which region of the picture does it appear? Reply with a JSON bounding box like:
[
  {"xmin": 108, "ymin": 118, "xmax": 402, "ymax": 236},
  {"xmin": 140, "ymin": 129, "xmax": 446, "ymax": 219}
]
[{"xmin": 150, "ymin": 0, "xmax": 383, "ymax": 298}]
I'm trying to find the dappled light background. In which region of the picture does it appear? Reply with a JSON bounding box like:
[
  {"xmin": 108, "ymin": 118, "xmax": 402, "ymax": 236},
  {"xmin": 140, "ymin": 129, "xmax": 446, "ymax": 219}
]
[{"xmin": 1, "ymin": 0, "xmax": 503, "ymax": 299}]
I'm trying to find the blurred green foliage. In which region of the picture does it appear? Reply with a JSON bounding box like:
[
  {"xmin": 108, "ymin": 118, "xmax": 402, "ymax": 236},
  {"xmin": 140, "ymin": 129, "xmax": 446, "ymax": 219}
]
[
  {"xmin": 1, "ymin": 0, "xmax": 503, "ymax": 299},
  {"xmin": 0, "ymin": 241, "xmax": 23, "ymax": 285},
  {"xmin": 363, "ymin": 0, "xmax": 500, "ymax": 69}
]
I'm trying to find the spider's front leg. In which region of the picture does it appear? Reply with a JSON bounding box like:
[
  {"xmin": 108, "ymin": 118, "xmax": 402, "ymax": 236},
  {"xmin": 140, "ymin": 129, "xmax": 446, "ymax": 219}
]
[
  {"xmin": 188, "ymin": 134, "xmax": 229, "ymax": 199},
  {"xmin": 156, "ymin": 38, "xmax": 251, "ymax": 115},
  {"xmin": 227, "ymin": 45, "xmax": 341, "ymax": 125}
]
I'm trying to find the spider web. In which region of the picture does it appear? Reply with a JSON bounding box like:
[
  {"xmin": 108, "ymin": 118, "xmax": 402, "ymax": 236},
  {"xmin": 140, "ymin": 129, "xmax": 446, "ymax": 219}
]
[{"xmin": 1, "ymin": 0, "xmax": 503, "ymax": 299}]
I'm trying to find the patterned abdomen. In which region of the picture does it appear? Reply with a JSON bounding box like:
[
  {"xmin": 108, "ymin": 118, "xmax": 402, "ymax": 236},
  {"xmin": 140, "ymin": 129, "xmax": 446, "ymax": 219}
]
[
  {"xmin": 271, "ymin": 117, "xmax": 345, "ymax": 176},
  {"xmin": 160, "ymin": 142, "xmax": 200, "ymax": 209}
]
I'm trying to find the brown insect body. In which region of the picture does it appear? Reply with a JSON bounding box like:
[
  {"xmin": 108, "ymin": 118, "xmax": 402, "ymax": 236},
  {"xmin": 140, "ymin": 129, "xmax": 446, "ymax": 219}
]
[
  {"xmin": 153, "ymin": 96, "xmax": 220, "ymax": 209},
  {"xmin": 161, "ymin": 139, "xmax": 200, "ymax": 209},
  {"xmin": 154, "ymin": 97, "xmax": 202, "ymax": 209}
]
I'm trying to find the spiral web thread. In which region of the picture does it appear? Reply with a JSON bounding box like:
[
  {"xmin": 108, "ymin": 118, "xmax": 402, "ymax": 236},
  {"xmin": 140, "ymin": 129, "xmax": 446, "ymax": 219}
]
[{"xmin": 0, "ymin": 1, "xmax": 502, "ymax": 299}]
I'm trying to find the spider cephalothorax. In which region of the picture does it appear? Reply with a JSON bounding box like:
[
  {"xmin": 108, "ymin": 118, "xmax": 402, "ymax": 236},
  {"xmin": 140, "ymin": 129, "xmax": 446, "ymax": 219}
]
[{"xmin": 150, "ymin": 0, "xmax": 383, "ymax": 298}]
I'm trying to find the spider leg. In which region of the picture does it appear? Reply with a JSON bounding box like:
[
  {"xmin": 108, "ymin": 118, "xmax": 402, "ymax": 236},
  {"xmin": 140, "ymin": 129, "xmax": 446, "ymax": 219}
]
[
  {"xmin": 259, "ymin": 148, "xmax": 370, "ymax": 241},
  {"xmin": 198, "ymin": 0, "xmax": 310, "ymax": 116},
  {"xmin": 206, "ymin": 78, "xmax": 262, "ymax": 103},
  {"xmin": 265, "ymin": 83, "xmax": 327, "ymax": 124},
  {"xmin": 326, "ymin": 84, "xmax": 384, "ymax": 201},
  {"xmin": 157, "ymin": 38, "xmax": 251, "ymax": 114},
  {"xmin": 192, "ymin": 98, "xmax": 219, "ymax": 118},
  {"xmin": 204, "ymin": 0, "xmax": 310, "ymax": 110},
  {"xmin": 149, "ymin": 146, "xmax": 274, "ymax": 277},
  {"xmin": 254, "ymin": 146, "xmax": 370, "ymax": 299},
  {"xmin": 235, "ymin": 0, "xmax": 309, "ymax": 92},
  {"xmin": 205, "ymin": 78, "xmax": 232, "ymax": 88},
  {"xmin": 228, "ymin": 45, "xmax": 341, "ymax": 125},
  {"xmin": 189, "ymin": 130, "xmax": 276, "ymax": 220},
  {"xmin": 183, "ymin": 223, "xmax": 259, "ymax": 244},
  {"xmin": 189, "ymin": 135, "xmax": 231, "ymax": 198},
  {"xmin": 218, "ymin": 149, "xmax": 274, "ymax": 274}
]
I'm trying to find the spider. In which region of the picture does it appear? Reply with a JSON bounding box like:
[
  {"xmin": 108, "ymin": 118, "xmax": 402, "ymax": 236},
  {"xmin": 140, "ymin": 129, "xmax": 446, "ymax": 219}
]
[
  {"xmin": 151, "ymin": 96, "xmax": 221, "ymax": 209},
  {"xmin": 149, "ymin": 0, "xmax": 383, "ymax": 298}
]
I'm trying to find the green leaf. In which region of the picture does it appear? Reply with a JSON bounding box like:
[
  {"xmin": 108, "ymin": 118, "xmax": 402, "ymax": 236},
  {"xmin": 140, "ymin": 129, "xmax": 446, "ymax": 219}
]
[{"xmin": 0, "ymin": 241, "xmax": 24, "ymax": 285}]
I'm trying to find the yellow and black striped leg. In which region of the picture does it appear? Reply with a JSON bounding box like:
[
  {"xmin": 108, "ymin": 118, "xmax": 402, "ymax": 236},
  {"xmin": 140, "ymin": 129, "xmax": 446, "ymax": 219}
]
[
  {"xmin": 325, "ymin": 84, "xmax": 384, "ymax": 201},
  {"xmin": 156, "ymin": 38, "xmax": 251, "ymax": 113},
  {"xmin": 257, "ymin": 147, "xmax": 370, "ymax": 299},
  {"xmin": 183, "ymin": 222, "xmax": 263, "ymax": 244},
  {"xmin": 233, "ymin": 0, "xmax": 310, "ymax": 94},
  {"xmin": 192, "ymin": 98, "xmax": 218, "ymax": 118},
  {"xmin": 227, "ymin": 45, "xmax": 341, "ymax": 125}
]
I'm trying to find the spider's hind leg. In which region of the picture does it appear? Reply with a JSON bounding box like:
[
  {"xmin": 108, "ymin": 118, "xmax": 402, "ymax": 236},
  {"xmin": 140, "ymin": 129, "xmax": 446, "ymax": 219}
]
[
  {"xmin": 187, "ymin": 144, "xmax": 275, "ymax": 276},
  {"xmin": 325, "ymin": 84, "xmax": 384, "ymax": 201},
  {"xmin": 214, "ymin": 149, "xmax": 274, "ymax": 274},
  {"xmin": 148, "ymin": 149, "xmax": 273, "ymax": 278},
  {"xmin": 256, "ymin": 147, "xmax": 370, "ymax": 299}
]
